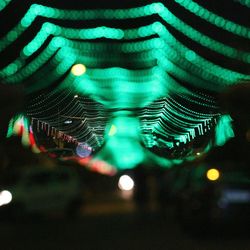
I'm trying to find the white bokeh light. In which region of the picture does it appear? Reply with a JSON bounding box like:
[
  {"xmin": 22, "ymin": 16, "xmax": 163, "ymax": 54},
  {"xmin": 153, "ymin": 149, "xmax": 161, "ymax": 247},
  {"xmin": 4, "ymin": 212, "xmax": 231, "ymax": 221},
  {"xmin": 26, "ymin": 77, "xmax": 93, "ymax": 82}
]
[
  {"xmin": 71, "ymin": 64, "xmax": 86, "ymax": 76},
  {"xmin": 118, "ymin": 175, "xmax": 134, "ymax": 191},
  {"xmin": 0, "ymin": 190, "xmax": 12, "ymax": 206}
]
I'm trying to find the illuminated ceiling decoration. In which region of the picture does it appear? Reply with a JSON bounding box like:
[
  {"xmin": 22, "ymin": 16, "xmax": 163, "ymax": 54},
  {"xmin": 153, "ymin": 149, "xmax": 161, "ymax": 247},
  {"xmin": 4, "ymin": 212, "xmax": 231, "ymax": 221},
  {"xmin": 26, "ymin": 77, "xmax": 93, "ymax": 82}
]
[
  {"xmin": 1, "ymin": 0, "xmax": 249, "ymax": 170},
  {"xmin": 0, "ymin": 0, "xmax": 12, "ymax": 11},
  {"xmin": 235, "ymin": 0, "xmax": 250, "ymax": 7}
]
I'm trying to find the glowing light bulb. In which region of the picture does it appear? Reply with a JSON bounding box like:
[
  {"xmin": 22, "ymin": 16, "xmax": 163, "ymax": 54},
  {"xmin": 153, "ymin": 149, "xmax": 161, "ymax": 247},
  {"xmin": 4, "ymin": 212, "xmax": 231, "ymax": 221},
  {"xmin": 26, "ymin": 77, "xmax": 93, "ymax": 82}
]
[
  {"xmin": 206, "ymin": 168, "xmax": 220, "ymax": 181},
  {"xmin": 71, "ymin": 64, "xmax": 86, "ymax": 76}
]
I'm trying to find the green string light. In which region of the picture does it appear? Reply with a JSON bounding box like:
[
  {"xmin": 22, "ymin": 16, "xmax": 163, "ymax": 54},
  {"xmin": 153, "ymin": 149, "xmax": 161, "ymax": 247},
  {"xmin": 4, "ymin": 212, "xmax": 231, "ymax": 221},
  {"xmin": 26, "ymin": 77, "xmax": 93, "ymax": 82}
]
[
  {"xmin": 175, "ymin": 0, "xmax": 250, "ymax": 38},
  {"xmin": 214, "ymin": 114, "xmax": 235, "ymax": 146},
  {"xmin": 235, "ymin": 0, "xmax": 250, "ymax": 7},
  {"xmin": 2, "ymin": 1, "xmax": 249, "ymax": 169},
  {"xmin": 1, "ymin": 2, "xmax": 249, "ymax": 64},
  {"xmin": 0, "ymin": 0, "xmax": 12, "ymax": 11}
]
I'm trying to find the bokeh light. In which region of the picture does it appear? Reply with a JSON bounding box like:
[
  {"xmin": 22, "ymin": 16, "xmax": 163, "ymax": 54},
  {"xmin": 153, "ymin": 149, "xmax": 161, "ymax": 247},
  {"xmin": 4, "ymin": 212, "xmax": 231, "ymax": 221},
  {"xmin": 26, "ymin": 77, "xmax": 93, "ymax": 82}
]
[
  {"xmin": 76, "ymin": 143, "xmax": 92, "ymax": 158},
  {"xmin": 71, "ymin": 64, "xmax": 86, "ymax": 76},
  {"xmin": 0, "ymin": 190, "xmax": 12, "ymax": 206},
  {"xmin": 118, "ymin": 175, "xmax": 134, "ymax": 191},
  {"xmin": 206, "ymin": 168, "xmax": 220, "ymax": 181},
  {"xmin": 108, "ymin": 124, "xmax": 117, "ymax": 136}
]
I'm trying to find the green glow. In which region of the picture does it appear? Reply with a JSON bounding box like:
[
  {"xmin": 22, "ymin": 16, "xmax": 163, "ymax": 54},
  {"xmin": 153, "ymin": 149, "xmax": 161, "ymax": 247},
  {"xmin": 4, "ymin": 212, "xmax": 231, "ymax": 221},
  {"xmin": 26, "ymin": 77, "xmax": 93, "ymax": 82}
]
[
  {"xmin": 0, "ymin": 0, "xmax": 12, "ymax": 11},
  {"xmin": 0, "ymin": 4, "xmax": 248, "ymax": 91},
  {"xmin": 175, "ymin": 0, "xmax": 250, "ymax": 38},
  {"xmin": 6, "ymin": 116, "xmax": 15, "ymax": 138},
  {"xmin": 236, "ymin": 0, "xmax": 250, "ymax": 7},
  {"xmin": 215, "ymin": 114, "xmax": 235, "ymax": 147},
  {"xmin": 1, "ymin": 1, "xmax": 249, "ymax": 171},
  {"xmin": 96, "ymin": 114, "xmax": 145, "ymax": 169},
  {"xmin": 2, "ymin": 22, "xmax": 248, "ymax": 91},
  {"xmin": 25, "ymin": 50, "xmax": 76, "ymax": 93},
  {"xmin": 1, "ymin": 2, "xmax": 249, "ymax": 64},
  {"xmin": 6, "ymin": 115, "xmax": 30, "ymax": 142},
  {"xmin": 158, "ymin": 9, "xmax": 250, "ymax": 63},
  {"xmin": 68, "ymin": 67, "xmax": 168, "ymax": 109}
]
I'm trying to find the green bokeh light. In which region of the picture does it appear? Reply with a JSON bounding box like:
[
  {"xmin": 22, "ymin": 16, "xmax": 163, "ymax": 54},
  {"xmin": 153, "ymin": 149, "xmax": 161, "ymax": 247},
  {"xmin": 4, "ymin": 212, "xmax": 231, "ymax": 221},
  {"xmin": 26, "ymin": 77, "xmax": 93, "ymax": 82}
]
[{"xmin": 2, "ymin": 1, "xmax": 248, "ymax": 171}]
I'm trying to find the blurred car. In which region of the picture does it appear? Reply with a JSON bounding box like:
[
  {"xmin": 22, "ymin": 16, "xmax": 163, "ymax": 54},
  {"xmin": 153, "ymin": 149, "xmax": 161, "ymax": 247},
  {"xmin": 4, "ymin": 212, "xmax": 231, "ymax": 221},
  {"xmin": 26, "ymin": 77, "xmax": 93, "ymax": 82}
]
[
  {"xmin": 170, "ymin": 162, "xmax": 250, "ymax": 230},
  {"xmin": 0, "ymin": 166, "xmax": 84, "ymax": 219}
]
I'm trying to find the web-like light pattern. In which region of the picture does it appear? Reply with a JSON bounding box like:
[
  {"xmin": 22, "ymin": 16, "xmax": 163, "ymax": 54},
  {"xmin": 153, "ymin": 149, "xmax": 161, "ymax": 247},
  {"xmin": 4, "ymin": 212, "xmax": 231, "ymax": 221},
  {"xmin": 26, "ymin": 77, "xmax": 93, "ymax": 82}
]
[{"xmin": 2, "ymin": 0, "xmax": 248, "ymax": 170}]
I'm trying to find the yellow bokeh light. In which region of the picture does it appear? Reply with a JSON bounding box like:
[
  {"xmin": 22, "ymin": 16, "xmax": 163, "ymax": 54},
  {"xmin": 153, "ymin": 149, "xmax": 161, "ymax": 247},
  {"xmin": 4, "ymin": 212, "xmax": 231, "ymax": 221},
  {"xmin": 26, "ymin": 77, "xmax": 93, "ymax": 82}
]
[
  {"xmin": 71, "ymin": 64, "xmax": 86, "ymax": 76},
  {"xmin": 108, "ymin": 124, "xmax": 117, "ymax": 136},
  {"xmin": 206, "ymin": 168, "xmax": 220, "ymax": 181}
]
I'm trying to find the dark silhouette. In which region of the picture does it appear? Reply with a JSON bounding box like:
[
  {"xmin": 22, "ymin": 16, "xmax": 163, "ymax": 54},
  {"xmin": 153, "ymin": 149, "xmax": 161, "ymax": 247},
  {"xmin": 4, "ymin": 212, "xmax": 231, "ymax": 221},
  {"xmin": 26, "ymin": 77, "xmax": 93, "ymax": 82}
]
[
  {"xmin": 133, "ymin": 163, "xmax": 150, "ymax": 213},
  {"xmin": 0, "ymin": 84, "xmax": 24, "ymax": 171},
  {"xmin": 205, "ymin": 82, "xmax": 250, "ymax": 169}
]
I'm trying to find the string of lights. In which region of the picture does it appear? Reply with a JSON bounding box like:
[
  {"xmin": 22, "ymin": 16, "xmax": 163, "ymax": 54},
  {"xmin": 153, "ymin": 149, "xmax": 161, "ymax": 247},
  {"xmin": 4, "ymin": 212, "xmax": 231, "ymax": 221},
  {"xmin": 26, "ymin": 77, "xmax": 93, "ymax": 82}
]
[{"xmin": 2, "ymin": 0, "xmax": 248, "ymax": 170}]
